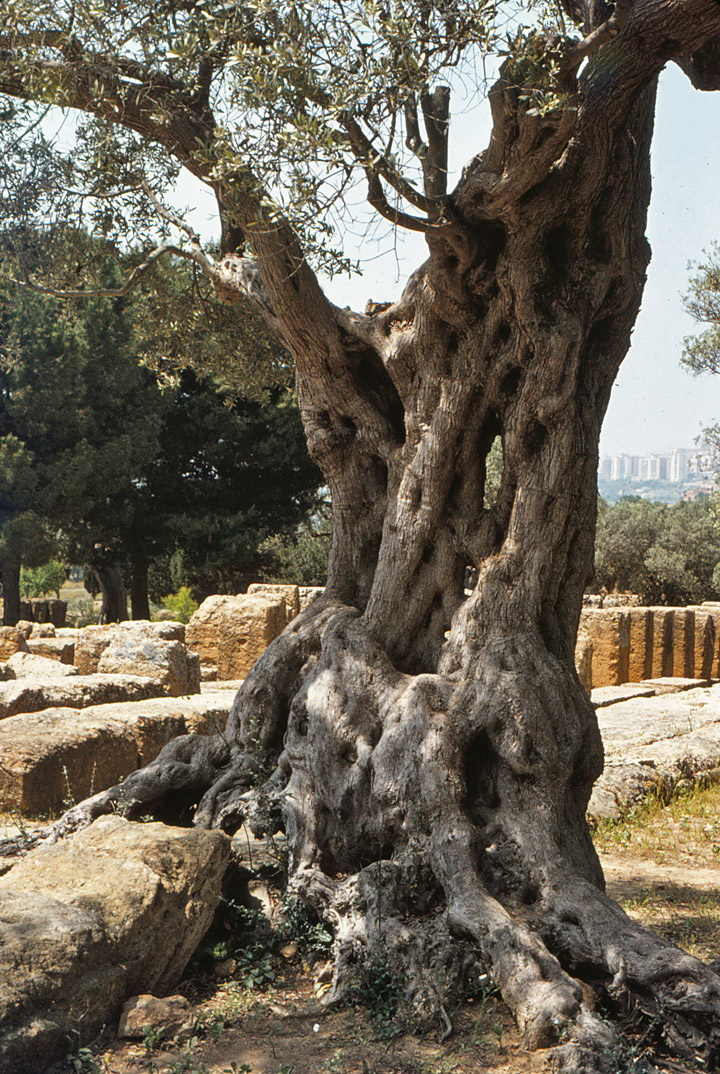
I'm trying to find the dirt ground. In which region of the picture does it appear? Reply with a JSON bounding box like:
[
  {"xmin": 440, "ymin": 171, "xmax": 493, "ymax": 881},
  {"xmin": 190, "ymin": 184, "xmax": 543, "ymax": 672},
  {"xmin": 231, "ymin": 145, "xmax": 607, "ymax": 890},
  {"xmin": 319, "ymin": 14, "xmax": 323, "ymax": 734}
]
[{"xmin": 66, "ymin": 853, "xmax": 720, "ymax": 1074}]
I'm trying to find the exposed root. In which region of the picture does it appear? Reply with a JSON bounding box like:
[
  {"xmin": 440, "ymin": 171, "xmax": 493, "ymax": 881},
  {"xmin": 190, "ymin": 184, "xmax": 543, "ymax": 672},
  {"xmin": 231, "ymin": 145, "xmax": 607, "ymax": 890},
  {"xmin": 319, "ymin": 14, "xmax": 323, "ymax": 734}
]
[{"xmin": 51, "ymin": 731, "xmax": 232, "ymax": 840}]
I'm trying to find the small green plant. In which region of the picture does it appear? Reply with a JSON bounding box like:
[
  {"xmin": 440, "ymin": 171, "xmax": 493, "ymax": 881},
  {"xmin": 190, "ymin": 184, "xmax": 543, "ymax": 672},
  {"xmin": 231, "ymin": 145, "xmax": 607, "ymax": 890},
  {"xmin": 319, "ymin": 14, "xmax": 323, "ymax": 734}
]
[
  {"xmin": 66, "ymin": 1044, "xmax": 108, "ymax": 1073},
  {"xmin": 142, "ymin": 1023, "xmax": 168, "ymax": 1053},
  {"xmin": 277, "ymin": 896, "xmax": 332, "ymax": 958},
  {"xmin": 349, "ymin": 950, "xmax": 404, "ymax": 1038},
  {"xmin": 161, "ymin": 586, "xmax": 199, "ymax": 623}
]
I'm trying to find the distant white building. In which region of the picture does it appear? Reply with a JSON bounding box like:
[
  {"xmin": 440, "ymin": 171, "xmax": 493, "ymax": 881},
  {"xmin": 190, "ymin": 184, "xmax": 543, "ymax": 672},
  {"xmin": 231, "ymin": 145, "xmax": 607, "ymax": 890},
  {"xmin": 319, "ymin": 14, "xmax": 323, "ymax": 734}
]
[{"xmin": 600, "ymin": 447, "xmax": 714, "ymax": 485}]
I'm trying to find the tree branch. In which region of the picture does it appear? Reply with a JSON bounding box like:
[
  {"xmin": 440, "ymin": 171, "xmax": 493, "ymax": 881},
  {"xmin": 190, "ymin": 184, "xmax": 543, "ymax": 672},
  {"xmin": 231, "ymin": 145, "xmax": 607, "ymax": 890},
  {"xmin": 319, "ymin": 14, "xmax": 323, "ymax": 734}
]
[
  {"xmin": 0, "ymin": 243, "xmax": 201, "ymax": 299},
  {"xmin": 365, "ymin": 172, "xmax": 431, "ymax": 233},
  {"xmin": 561, "ymin": 0, "xmax": 632, "ymax": 73}
]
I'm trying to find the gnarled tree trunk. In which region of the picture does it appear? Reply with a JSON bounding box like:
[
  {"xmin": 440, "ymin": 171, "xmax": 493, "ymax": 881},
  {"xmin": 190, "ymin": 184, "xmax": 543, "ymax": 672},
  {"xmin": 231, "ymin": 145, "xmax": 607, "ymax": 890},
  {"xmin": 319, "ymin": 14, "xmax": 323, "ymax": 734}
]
[
  {"xmin": 52, "ymin": 6, "xmax": 720, "ymax": 1071},
  {"xmin": 1, "ymin": 555, "xmax": 21, "ymax": 627},
  {"xmin": 92, "ymin": 562, "xmax": 128, "ymax": 624}
]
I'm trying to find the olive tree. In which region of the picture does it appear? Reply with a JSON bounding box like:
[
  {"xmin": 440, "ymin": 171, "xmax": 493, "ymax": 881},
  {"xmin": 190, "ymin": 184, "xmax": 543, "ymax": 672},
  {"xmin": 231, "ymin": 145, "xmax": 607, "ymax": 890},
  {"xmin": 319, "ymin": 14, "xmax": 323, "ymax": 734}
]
[{"xmin": 3, "ymin": 2, "xmax": 720, "ymax": 1068}]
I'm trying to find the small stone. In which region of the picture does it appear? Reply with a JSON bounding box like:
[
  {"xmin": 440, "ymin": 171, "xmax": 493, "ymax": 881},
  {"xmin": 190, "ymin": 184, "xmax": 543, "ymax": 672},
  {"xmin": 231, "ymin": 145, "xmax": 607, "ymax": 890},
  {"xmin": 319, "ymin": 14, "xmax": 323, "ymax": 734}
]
[
  {"xmin": 118, "ymin": 993, "xmax": 193, "ymax": 1040},
  {"xmin": 213, "ymin": 958, "xmax": 237, "ymax": 978},
  {"xmin": 280, "ymin": 942, "xmax": 298, "ymax": 960}
]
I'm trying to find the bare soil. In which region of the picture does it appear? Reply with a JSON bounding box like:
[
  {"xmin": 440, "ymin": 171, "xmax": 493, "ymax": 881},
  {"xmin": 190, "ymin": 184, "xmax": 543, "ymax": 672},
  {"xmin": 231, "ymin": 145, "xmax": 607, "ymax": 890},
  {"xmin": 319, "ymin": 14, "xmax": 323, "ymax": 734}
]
[{"xmin": 56, "ymin": 785, "xmax": 720, "ymax": 1074}]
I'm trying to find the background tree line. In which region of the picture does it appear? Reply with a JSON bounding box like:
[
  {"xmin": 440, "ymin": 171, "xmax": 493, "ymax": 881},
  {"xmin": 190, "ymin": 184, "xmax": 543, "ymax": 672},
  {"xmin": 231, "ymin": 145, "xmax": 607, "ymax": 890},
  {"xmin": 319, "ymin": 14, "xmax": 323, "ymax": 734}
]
[{"xmin": 0, "ymin": 230, "xmax": 325, "ymax": 625}]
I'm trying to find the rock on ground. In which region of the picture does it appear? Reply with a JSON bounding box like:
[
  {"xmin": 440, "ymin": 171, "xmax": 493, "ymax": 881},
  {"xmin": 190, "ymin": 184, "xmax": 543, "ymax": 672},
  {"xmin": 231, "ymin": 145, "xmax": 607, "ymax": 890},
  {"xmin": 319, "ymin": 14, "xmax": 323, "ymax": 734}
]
[
  {"xmin": 74, "ymin": 621, "xmax": 187, "ymax": 675},
  {"xmin": 0, "ymin": 673, "xmax": 161, "ymax": 720},
  {"xmin": 117, "ymin": 994, "xmax": 193, "ymax": 1040},
  {"xmin": 0, "ymin": 815, "xmax": 230, "ymax": 1074},
  {"xmin": 1, "ymin": 653, "xmax": 78, "ymax": 681},
  {"xmin": 0, "ymin": 691, "xmax": 235, "ymax": 815},
  {"xmin": 590, "ymin": 683, "xmax": 720, "ymax": 820}
]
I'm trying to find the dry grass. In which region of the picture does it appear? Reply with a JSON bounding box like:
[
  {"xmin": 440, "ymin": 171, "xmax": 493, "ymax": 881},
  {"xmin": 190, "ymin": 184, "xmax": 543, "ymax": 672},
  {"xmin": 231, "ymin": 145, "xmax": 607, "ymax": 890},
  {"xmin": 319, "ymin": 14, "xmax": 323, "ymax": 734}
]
[{"xmin": 593, "ymin": 782, "xmax": 720, "ymax": 962}]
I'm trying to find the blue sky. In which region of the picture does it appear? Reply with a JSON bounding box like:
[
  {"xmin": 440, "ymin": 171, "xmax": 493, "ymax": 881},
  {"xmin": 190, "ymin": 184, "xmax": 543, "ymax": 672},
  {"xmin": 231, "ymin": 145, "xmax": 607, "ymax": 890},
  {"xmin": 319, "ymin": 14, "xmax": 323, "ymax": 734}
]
[{"xmin": 178, "ymin": 60, "xmax": 720, "ymax": 457}]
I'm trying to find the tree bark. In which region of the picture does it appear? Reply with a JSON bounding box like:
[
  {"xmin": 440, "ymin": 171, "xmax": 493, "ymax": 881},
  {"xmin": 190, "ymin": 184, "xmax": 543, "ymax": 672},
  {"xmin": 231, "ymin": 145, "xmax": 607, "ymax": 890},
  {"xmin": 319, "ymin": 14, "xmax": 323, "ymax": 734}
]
[
  {"xmin": 0, "ymin": 556, "xmax": 21, "ymax": 627},
  {"xmin": 42, "ymin": 3, "xmax": 720, "ymax": 1069},
  {"xmin": 130, "ymin": 552, "xmax": 150, "ymax": 621},
  {"xmin": 92, "ymin": 563, "xmax": 128, "ymax": 624}
]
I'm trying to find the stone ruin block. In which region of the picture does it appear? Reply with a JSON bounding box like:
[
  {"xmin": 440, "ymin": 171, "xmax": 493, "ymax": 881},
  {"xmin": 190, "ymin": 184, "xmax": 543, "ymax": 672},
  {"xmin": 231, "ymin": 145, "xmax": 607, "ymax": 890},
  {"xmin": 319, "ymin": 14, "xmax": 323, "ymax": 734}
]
[
  {"xmin": 668, "ymin": 608, "xmax": 695, "ymax": 678},
  {"xmin": 17, "ymin": 598, "xmax": 67, "ymax": 628},
  {"xmin": 647, "ymin": 607, "xmax": 674, "ymax": 679},
  {"xmin": 188, "ymin": 593, "xmax": 289, "ymax": 679},
  {"xmin": 247, "ymin": 582, "xmax": 300, "ymax": 620},
  {"xmin": 626, "ymin": 608, "xmax": 652, "ymax": 682},
  {"xmin": 26, "ymin": 637, "xmax": 75, "ymax": 664},
  {"xmin": 216, "ymin": 595, "xmax": 288, "ymax": 680},
  {"xmin": 580, "ymin": 609, "xmax": 630, "ymax": 687},
  {"xmin": 299, "ymin": 585, "xmax": 324, "ymax": 610},
  {"xmin": 0, "ymin": 628, "xmax": 28, "ymax": 663},
  {"xmin": 574, "ymin": 627, "xmax": 593, "ymax": 691}
]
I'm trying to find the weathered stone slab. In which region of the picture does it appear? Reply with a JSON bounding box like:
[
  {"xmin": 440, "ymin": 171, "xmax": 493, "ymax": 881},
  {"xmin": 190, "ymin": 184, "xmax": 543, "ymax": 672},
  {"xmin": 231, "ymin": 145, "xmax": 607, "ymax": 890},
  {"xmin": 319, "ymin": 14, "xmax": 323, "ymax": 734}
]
[
  {"xmin": 591, "ymin": 684, "xmax": 657, "ymax": 708},
  {"xmin": 216, "ymin": 596, "xmax": 287, "ymax": 679},
  {"xmin": 626, "ymin": 607, "xmax": 652, "ymax": 682},
  {"xmin": 0, "ymin": 816, "xmax": 229, "ymax": 1073},
  {"xmin": 0, "ymin": 628, "xmax": 27, "ymax": 662},
  {"xmin": 638, "ymin": 677, "xmax": 711, "ymax": 694},
  {"xmin": 0, "ymin": 674, "xmax": 161, "ymax": 720},
  {"xmin": 0, "ymin": 692, "xmax": 233, "ymax": 814},
  {"xmin": 247, "ymin": 582, "xmax": 300, "ymax": 619},
  {"xmin": 74, "ymin": 621, "xmax": 187, "ymax": 675},
  {"xmin": 588, "ymin": 684, "xmax": 720, "ymax": 820},
  {"xmin": 3, "ymin": 652, "xmax": 79, "ymax": 680},
  {"xmin": 25, "ymin": 637, "xmax": 75, "ymax": 664},
  {"xmin": 97, "ymin": 633, "xmax": 200, "ymax": 697},
  {"xmin": 580, "ymin": 609, "xmax": 630, "ymax": 687}
]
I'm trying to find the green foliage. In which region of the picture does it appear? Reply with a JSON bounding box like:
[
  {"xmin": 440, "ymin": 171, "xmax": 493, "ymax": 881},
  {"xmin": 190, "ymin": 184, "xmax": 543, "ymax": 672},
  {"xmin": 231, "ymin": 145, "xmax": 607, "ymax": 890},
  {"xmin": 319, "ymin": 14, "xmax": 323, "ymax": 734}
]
[
  {"xmin": 259, "ymin": 528, "xmax": 330, "ymax": 587},
  {"xmin": 276, "ymin": 896, "xmax": 333, "ymax": 957},
  {"xmin": 161, "ymin": 586, "xmax": 199, "ymax": 624},
  {"xmin": 593, "ymin": 495, "xmax": 720, "ymax": 605},
  {"xmin": 683, "ymin": 242, "xmax": 720, "ymax": 376},
  {"xmin": 349, "ymin": 950, "xmax": 404, "ymax": 1038},
  {"xmin": 19, "ymin": 559, "xmax": 67, "ymax": 598},
  {"xmin": 0, "ymin": 0, "xmax": 579, "ymax": 276}
]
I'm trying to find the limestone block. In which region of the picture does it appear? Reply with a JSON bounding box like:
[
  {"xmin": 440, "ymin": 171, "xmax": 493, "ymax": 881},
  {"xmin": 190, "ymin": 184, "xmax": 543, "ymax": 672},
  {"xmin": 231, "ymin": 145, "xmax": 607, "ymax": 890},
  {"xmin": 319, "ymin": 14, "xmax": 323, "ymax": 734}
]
[
  {"xmin": 580, "ymin": 609, "xmax": 629, "ymax": 687},
  {"xmin": 97, "ymin": 635, "xmax": 200, "ymax": 697},
  {"xmin": 0, "ymin": 816, "xmax": 229, "ymax": 1073},
  {"xmin": 216, "ymin": 595, "xmax": 288, "ymax": 680},
  {"xmin": 186, "ymin": 595, "xmax": 239, "ymax": 665},
  {"xmin": 647, "ymin": 607, "xmax": 674, "ymax": 679},
  {"xmin": 688, "ymin": 605, "xmax": 720, "ymax": 679},
  {"xmin": 74, "ymin": 623, "xmax": 120, "ymax": 674},
  {"xmin": 626, "ymin": 608, "xmax": 652, "ymax": 683},
  {"xmin": 0, "ymin": 694, "xmax": 233, "ymax": 814},
  {"xmin": 0, "ymin": 708, "xmax": 138, "ymax": 814},
  {"xmin": 26, "ymin": 637, "xmax": 75, "ymax": 664},
  {"xmin": 118, "ymin": 994, "xmax": 193, "ymax": 1040},
  {"xmin": 574, "ymin": 628, "xmax": 593, "ymax": 691},
  {"xmin": 670, "ymin": 608, "xmax": 695, "ymax": 678},
  {"xmin": 247, "ymin": 582, "xmax": 299, "ymax": 620},
  {"xmin": 0, "ymin": 627, "xmax": 27, "ymax": 662},
  {"xmin": 74, "ymin": 621, "xmax": 186, "ymax": 676},
  {"xmin": 299, "ymin": 586, "xmax": 324, "ymax": 611},
  {"xmin": 0, "ymin": 674, "xmax": 160, "ymax": 720},
  {"xmin": 4, "ymin": 652, "xmax": 79, "ymax": 680}
]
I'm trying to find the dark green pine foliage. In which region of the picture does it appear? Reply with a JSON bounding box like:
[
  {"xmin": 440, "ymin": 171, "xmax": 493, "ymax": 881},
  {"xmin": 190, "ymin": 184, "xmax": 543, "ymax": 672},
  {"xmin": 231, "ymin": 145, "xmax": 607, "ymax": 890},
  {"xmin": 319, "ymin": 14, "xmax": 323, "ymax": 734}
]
[{"xmin": 119, "ymin": 368, "xmax": 322, "ymax": 609}]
